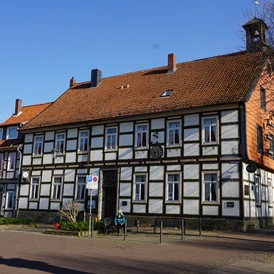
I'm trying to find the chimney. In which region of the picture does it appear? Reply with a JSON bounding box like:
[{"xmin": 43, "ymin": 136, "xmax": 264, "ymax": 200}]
[
  {"xmin": 168, "ymin": 53, "xmax": 177, "ymax": 73},
  {"xmin": 91, "ymin": 69, "xmax": 102, "ymax": 87},
  {"xmin": 15, "ymin": 99, "xmax": 22, "ymax": 115},
  {"xmin": 70, "ymin": 77, "xmax": 76, "ymax": 87}
]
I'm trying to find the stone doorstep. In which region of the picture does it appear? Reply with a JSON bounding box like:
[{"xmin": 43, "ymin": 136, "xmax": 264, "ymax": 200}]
[{"xmin": 43, "ymin": 229, "xmax": 99, "ymax": 237}]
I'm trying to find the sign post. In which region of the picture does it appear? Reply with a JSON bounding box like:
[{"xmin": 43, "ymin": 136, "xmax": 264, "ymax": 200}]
[{"xmin": 86, "ymin": 175, "xmax": 98, "ymax": 237}]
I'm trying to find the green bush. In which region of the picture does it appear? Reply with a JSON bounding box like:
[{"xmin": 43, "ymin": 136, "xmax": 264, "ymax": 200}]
[
  {"xmin": 59, "ymin": 220, "xmax": 104, "ymax": 231},
  {"xmin": 0, "ymin": 217, "xmax": 34, "ymax": 225}
]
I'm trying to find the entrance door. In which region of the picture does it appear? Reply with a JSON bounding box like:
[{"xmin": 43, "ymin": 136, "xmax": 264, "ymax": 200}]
[{"xmin": 102, "ymin": 170, "xmax": 118, "ymax": 218}]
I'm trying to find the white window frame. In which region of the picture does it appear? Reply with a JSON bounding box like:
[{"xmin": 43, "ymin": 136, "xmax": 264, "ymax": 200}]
[
  {"xmin": 52, "ymin": 177, "xmax": 62, "ymax": 200},
  {"xmin": 255, "ymin": 175, "xmax": 261, "ymax": 206},
  {"xmin": 33, "ymin": 135, "xmax": 43, "ymax": 156},
  {"xmin": 134, "ymin": 174, "xmax": 147, "ymax": 202},
  {"xmin": 0, "ymin": 154, "xmax": 3, "ymax": 171},
  {"xmin": 55, "ymin": 133, "xmax": 65, "ymax": 154},
  {"xmin": 135, "ymin": 124, "xmax": 148, "ymax": 148},
  {"xmin": 76, "ymin": 176, "xmax": 86, "ymax": 201},
  {"xmin": 6, "ymin": 191, "xmax": 15, "ymax": 209},
  {"xmin": 167, "ymin": 120, "xmax": 181, "ymax": 146},
  {"xmin": 6, "ymin": 126, "xmax": 18, "ymax": 140},
  {"xmin": 30, "ymin": 177, "xmax": 40, "ymax": 200},
  {"xmin": 166, "ymin": 173, "xmax": 181, "ymax": 202},
  {"xmin": 105, "ymin": 127, "xmax": 117, "ymax": 150},
  {"xmin": 7, "ymin": 152, "xmax": 16, "ymax": 171},
  {"xmin": 0, "ymin": 128, "xmax": 3, "ymax": 140},
  {"xmin": 78, "ymin": 130, "xmax": 89, "ymax": 152},
  {"xmin": 202, "ymin": 116, "xmax": 218, "ymax": 144},
  {"xmin": 202, "ymin": 171, "xmax": 219, "ymax": 203}
]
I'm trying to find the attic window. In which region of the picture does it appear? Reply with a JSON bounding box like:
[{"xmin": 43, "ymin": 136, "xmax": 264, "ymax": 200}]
[{"xmin": 161, "ymin": 89, "xmax": 173, "ymax": 97}]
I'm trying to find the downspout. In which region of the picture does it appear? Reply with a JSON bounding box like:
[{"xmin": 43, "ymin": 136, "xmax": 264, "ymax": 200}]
[{"xmin": 15, "ymin": 144, "xmax": 23, "ymax": 218}]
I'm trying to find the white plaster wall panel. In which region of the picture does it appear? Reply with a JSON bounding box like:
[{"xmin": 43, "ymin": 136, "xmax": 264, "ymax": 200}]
[
  {"xmin": 22, "ymin": 156, "xmax": 31, "ymax": 166},
  {"xmin": 120, "ymin": 122, "xmax": 133, "ymax": 133},
  {"xmin": 32, "ymin": 171, "xmax": 41, "ymax": 176},
  {"xmin": 23, "ymin": 144, "xmax": 32, "ymax": 154},
  {"xmin": 39, "ymin": 198, "xmax": 49, "ymax": 210},
  {"xmin": 20, "ymin": 184, "xmax": 29, "ymax": 196},
  {"xmin": 89, "ymin": 168, "xmax": 100, "ymax": 177},
  {"xmin": 151, "ymin": 118, "xmax": 165, "ymax": 130},
  {"xmin": 50, "ymin": 202, "xmax": 60, "ymax": 210},
  {"xmin": 119, "ymin": 135, "xmax": 133, "ymax": 146},
  {"xmin": 54, "ymin": 156, "xmax": 64, "ymax": 164},
  {"xmin": 166, "ymin": 205, "xmax": 180, "ymax": 214},
  {"xmin": 90, "ymin": 150, "xmax": 103, "ymax": 161},
  {"xmin": 120, "ymin": 167, "xmax": 132, "ymax": 181},
  {"xmin": 119, "ymin": 148, "xmax": 133, "ymax": 160},
  {"xmin": 184, "ymin": 164, "xmax": 199, "ymax": 180},
  {"xmin": 150, "ymin": 166, "xmax": 164, "ymax": 180},
  {"xmin": 19, "ymin": 198, "xmax": 28, "ymax": 209},
  {"xmin": 221, "ymin": 110, "xmax": 238, "ymax": 123},
  {"xmin": 29, "ymin": 202, "xmax": 38, "ymax": 209},
  {"xmin": 202, "ymin": 146, "xmax": 218, "ymax": 155},
  {"xmin": 151, "ymin": 131, "xmax": 164, "ymax": 143},
  {"xmin": 54, "ymin": 169, "xmax": 63, "ymax": 175},
  {"xmin": 25, "ymin": 134, "xmax": 33, "ymax": 143},
  {"xmin": 184, "ymin": 182, "xmax": 199, "ymax": 197},
  {"xmin": 221, "ymin": 141, "xmax": 239, "ymax": 155},
  {"xmin": 43, "ymin": 154, "xmax": 53, "ymax": 164},
  {"xmin": 184, "ymin": 143, "xmax": 199, "ymax": 156},
  {"xmin": 6, "ymin": 172, "xmax": 14, "ymax": 179},
  {"xmin": 78, "ymin": 154, "xmax": 88, "ymax": 162},
  {"xmin": 42, "ymin": 170, "xmax": 52, "ymax": 182},
  {"xmin": 183, "ymin": 200, "xmax": 199, "ymax": 214},
  {"xmin": 133, "ymin": 204, "xmax": 146, "ymax": 213},
  {"xmin": 135, "ymin": 166, "xmax": 147, "ymax": 172},
  {"xmin": 203, "ymin": 205, "xmax": 219, "ymax": 215},
  {"xmin": 222, "ymin": 181, "xmax": 239, "ymax": 198},
  {"xmin": 221, "ymin": 125, "xmax": 239, "ymax": 139},
  {"xmin": 63, "ymin": 184, "xmax": 74, "ymax": 196},
  {"xmin": 92, "ymin": 125, "xmax": 104, "ymax": 135},
  {"xmin": 44, "ymin": 142, "xmax": 54, "ymax": 153},
  {"xmin": 222, "ymin": 163, "xmax": 239, "ymax": 179},
  {"xmin": 105, "ymin": 152, "xmax": 116, "ymax": 161},
  {"xmin": 244, "ymin": 200, "xmax": 250, "ymax": 217},
  {"xmin": 261, "ymin": 186, "xmax": 267, "ymax": 200},
  {"xmin": 167, "ymin": 165, "xmax": 181, "ymax": 171},
  {"xmin": 250, "ymin": 183, "xmax": 256, "ymax": 200},
  {"xmin": 77, "ymin": 169, "xmax": 87, "ymax": 174},
  {"xmin": 167, "ymin": 148, "xmax": 181, "ymax": 157},
  {"xmin": 149, "ymin": 199, "xmax": 163, "ymax": 214},
  {"xmin": 135, "ymin": 150, "xmax": 148, "ymax": 159},
  {"xmin": 33, "ymin": 158, "xmax": 42, "ymax": 165},
  {"xmin": 250, "ymin": 201, "xmax": 256, "ymax": 217},
  {"xmin": 222, "ymin": 200, "xmax": 240, "ymax": 216},
  {"xmin": 91, "ymin": 137, "xmax": 103, "ymax": 148},
  {"xmin": 64, "ymin": 169, "xmax": 75, "ymax": 182},
  {"xmin": 203, "ymin": 163, "xmax": 218, "ymax": 170},
  {"xmin": 67, "ymin": 140, "xmax": 77, "ymax": 150},
  {"xmin": 119, "ymin": 199, "xmax": 131, "ymax": 213},
  {"xmin": 120, "ymin": 183, "xmax": 132, "ymax": 196},
  {"xmin": 184, "ymin": 128, "xmax": 199, "ymax": 141},
  {"xmin": 62, "ymin": 198, "xmax": 73, "ymax": 206},
  {"xmin": 256, "ymin": 207, "xmax": 262, "ymax": 217},
  {"xmin": 184, "ymin": 114, "xmax": 199, "ymax": 126},
  {"xmin": 66, "ymin": 152, "xmax": 76, "ymax": 163},
  {"xmin": 149, "ymin": 183, "xmax": 163, "ymax": 197},
  {"xmin": 45, "ymin": 131, "xmax": 54, "ymax": 141},
  {"xmin": 40, "ymin": 184, "xmax": 50, "ymax": 196},
  {"xmin": 67, "ymin": 128, "xmax": 78, "ymax": 138},
  {"xmin": 262, "ymin": 202, "xmax": 268, "ymax": 217}
]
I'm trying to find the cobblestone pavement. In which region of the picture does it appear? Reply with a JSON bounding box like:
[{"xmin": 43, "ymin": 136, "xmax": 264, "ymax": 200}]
[{"xmin": 0, "ymin": 225, "xmax": 273, "ymax": 273}]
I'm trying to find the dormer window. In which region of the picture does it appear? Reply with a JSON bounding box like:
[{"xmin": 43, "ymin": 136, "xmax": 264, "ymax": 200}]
[
  {"xmin": 6, "ymin": 127, "xmax": 18, "ymax": 140},
  {"xmin": 0, "ymin": 128, "xmax": 3, "ymax": 140},
  {"xmin": 161, "ymin": 89, "xmax": 173, "ymax": 97}
]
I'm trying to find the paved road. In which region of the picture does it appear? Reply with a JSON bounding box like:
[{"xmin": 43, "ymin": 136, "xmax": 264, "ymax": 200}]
[{"xmin": 0, "ymin": 227, "xmax": 273, "ymax": 273}]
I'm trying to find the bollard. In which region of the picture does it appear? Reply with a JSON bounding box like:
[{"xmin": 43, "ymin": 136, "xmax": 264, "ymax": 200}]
[
  {"xmin": 124, "ymin": 219, "xmax": 127, "ymax": 241},
  {"xmin": 135, "ymin": 219, "xmax": 140, "ymax": 233},
  {"xmin": 160, "ymin": 221, "xmax": 163, "ymax": 244},
  {"xmin": 91, "ymin": 217, "xmax": 94, "ymax": 238},
  {"xmin": 181, "ymin": 219, "xmax": 184, "ymax": 240},
  {"xmin": 199, "ymin": 217, "xmax": 202, "ymax": 237}
]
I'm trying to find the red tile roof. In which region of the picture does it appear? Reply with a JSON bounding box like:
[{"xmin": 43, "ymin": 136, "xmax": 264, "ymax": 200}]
[{"xmin": 22, "ymin": 51, "xmax": 273, "ymax": 130}]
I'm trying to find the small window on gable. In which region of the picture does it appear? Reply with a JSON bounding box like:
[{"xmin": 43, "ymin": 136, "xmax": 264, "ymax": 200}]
[
  {"xmin": 260, "ymin": 86, "xmax": 266, "ymax": 112},
  {"xmin": 161, "ymin": 89, "xmax": 173, "ymax": 97}
]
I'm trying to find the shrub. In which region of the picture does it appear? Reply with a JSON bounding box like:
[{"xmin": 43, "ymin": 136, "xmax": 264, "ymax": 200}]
[
  {"xmin": 59, "ymin": 220, "xmax": 104, "ymax": 231},
  {"xmin": 0, "ymin": 217, "xmax": 34, "ymax": 225}
]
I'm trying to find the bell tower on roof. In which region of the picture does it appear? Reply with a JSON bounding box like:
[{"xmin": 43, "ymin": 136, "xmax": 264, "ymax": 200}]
[{"xmin": 242, "ymin": 18, "xmax": 268, "ymax": 52}]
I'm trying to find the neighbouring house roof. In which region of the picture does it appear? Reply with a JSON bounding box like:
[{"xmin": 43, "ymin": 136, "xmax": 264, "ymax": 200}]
[{"xmin": 21, "ymin": 50, "xmax": 273, "ymax": 130}]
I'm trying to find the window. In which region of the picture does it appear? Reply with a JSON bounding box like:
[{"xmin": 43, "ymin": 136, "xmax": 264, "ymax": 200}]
[
  {"xmin": 167, "ymin": 173, "xmax": 180, "ymax": 201},
  {"xmin": 167, "ymin": 121, "xmax": 180, "ymax": 146},
  {"xmin": 52, "ymin": 177, "xmax": 62, "ymax": 200},
  {"xmin": 269, "ymin": 133, "xmax": 274, "ymax": 153},
  {"xmin": 30, "ymin": 178, "xmax": 40, "ymax": 200},
  {"xmin": 257, "ymin": 125, "xmax": 263, "ymax": 153},
  {"xmin": 202, "ymin": 117, "xmax": 218, "ymax": 144},
  {"xmin": 203, "ymin": 172, "xmax": 218, "ymax": 202},
  {"xmin": 79, "ymin": 130, "xmax": 89, "ymax": 152},
  {"xmin": 161, "ymin": 89, "xmax": 173, "ymax": 97},
  {"xmin": 7, "ymin": 152, "xmax": 16, "ymax": 171},
  {"xmin": 136, "ymin": 124, "xmax": 148, "ymax": 148},
  {"xmin": 6, "ymin": 191, "xmax": 14, "ymax": 209},
  {"xmin": 34, "ymin": 136, "xmax": 43, "ymax": 155},
  {"xmin": 0, "ymin": 128, "xmax": 3, "ymax": 140},
  {"xmin": 106, "ymin": 127, "xmax": 117, "ymax": 150},
  {"xmin": 55, "ymin": 133, "xmax": 65, "ymax": 153},
  {"xmin": 76, "ymin": 176, "xmax": 86, "ymax": 200},
  {"xmin": 260, "ymin": 86, "xmax": 266, "ymax": 111},
  {"xmin": 134, "ymin": 174, "xmax": 146, "ymax": 201},
  {"xmin": 0, "ymin": 154, "xmax": 3, "ymax": 171},
  {"xmin": 6, "ymin": 127, "xmax": 17, "ymax": 140},
  {"xmin": 255, "ymin": 175, "xmax": 261, "ymax": 206}
]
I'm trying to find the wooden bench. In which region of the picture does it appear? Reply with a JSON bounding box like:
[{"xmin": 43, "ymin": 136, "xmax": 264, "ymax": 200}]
[
  {"xmin": 103, "ymin": 217, "xmax": 116, "ymax": 235},
  {"xmin": 152, "ymin": 218, "xmax": 184, "ymax": 234}
]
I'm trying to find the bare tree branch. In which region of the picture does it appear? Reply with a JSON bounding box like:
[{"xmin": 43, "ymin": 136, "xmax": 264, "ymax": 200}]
[{"xmin": 58, "ymin": 201, "xmax": 82, "ymax": 223}]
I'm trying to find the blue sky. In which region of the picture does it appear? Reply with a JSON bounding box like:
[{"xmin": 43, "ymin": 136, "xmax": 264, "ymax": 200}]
[{"xmin": 0, "ymin": 0, "xmax": 262, "ymax": 121}]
